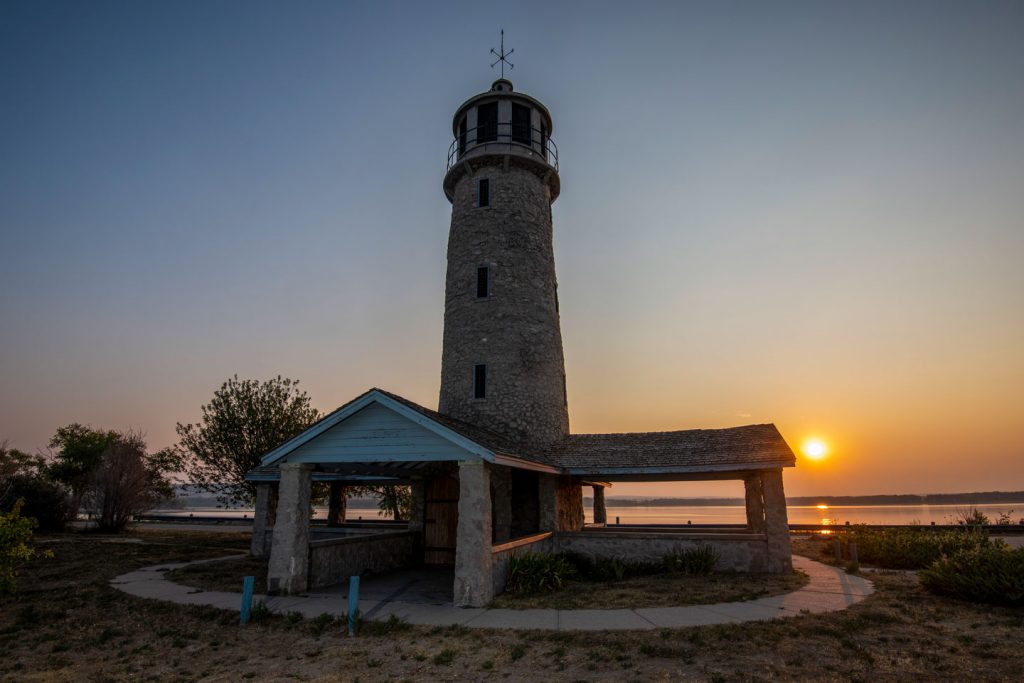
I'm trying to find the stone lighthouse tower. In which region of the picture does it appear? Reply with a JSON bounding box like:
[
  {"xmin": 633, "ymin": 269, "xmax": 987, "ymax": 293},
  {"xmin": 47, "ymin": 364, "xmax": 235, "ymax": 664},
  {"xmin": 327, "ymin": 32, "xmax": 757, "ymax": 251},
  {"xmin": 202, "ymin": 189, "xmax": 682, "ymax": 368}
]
[{"xmin": 438, "ymin": 78, "xmax": 568, "ymax": 450}]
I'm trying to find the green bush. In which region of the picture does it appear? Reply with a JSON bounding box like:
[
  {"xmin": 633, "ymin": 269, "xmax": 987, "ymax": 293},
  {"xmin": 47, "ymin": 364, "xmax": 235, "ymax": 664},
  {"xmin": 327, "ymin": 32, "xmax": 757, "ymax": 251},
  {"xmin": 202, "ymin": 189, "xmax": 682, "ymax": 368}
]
[
  {"xmin": 920, "ymin": 545, "xmax": 1024, "ymax": 607},
  {"xmin": 563, "ymin": 553, "xmax": 661, "ymax": 581},
  {"xmin": 825, "ymin": 526, "xmax": 1000, "ymax": 570},
  {"xmin": 663, "ymin": 545, "xmax": 719, "ymax": 575},
  {"xmin": 1, "ymin": 499, "xmax": 48, "ymax": 594},
  {"xmin": 505, "ymin": 552, "xmax": 576, "ymax": 594}
]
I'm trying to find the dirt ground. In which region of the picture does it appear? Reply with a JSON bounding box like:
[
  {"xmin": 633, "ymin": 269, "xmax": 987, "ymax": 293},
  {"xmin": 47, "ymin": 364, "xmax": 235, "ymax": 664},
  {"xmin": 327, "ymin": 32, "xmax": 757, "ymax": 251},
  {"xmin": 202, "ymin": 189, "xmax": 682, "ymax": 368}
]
[{"xmin": 2, "ymin": 531, "xmax": 1022, "ymax": 682}]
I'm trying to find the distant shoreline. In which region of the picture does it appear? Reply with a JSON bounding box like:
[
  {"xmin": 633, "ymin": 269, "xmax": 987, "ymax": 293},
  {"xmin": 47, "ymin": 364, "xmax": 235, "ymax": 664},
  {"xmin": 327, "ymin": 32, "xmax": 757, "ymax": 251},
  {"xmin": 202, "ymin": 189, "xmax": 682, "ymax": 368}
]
[
  {"xmin": 165, "ymin": 490, "xmax": 1024, "ymax": 512},
  {"xmin": 593, "ymin": 491, "xmax": 1024, "ymax": 507}
]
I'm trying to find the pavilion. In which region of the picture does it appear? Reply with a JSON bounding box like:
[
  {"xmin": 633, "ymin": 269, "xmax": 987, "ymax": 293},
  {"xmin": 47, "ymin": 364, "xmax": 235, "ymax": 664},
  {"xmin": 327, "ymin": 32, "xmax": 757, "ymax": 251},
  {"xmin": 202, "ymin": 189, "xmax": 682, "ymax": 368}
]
[{"xmin": 246, "ymin": 388, "xmax": 795, "ymax": 607}]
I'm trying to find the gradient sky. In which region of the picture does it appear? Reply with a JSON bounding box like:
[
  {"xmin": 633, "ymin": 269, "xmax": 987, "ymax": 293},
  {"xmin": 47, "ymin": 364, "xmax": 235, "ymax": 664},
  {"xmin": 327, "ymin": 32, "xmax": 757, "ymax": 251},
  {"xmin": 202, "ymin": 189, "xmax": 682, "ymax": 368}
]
[{"xmin": 2, "ymin": 1, "xmax": 1022, "ymax": 498}]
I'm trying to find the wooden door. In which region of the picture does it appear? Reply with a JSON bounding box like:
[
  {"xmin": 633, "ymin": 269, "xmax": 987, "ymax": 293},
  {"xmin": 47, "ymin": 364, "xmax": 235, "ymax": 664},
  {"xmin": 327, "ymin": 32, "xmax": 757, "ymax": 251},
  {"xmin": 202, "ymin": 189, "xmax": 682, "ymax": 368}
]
[{"xmin": 423, "ymin": 474, "xmax": 459, "ymax": 566}]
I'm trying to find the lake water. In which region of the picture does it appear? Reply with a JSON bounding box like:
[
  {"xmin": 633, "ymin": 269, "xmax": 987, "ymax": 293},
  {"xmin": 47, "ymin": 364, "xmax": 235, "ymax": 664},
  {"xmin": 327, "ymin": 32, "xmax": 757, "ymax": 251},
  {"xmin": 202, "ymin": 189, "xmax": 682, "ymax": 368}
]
[
  {"xmin": 152, "ymin": 502, "xmax": 1022, "ymax": 526},
  {"xmin": 589, "ymin": 503, "xmax": 1021, "ymax": 526}
]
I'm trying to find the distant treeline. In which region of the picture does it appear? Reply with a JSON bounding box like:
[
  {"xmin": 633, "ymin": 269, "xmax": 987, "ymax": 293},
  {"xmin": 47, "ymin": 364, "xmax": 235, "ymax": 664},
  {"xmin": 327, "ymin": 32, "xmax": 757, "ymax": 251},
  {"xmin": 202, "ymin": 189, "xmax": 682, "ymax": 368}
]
[
  {"xmin": 589, "ymin": 491, "xmax": 1024, "ymax": 507},
  {"xmin": 171, "ymin": 485, "xmax": 387, "ymax": 510}
]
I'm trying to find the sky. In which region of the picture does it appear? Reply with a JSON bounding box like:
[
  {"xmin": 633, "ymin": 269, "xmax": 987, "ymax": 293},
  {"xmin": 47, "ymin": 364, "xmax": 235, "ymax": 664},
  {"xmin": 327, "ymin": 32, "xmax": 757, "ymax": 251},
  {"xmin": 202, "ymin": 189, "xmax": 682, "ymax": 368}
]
[{"xmin": 1, "ymin": 1, "xmax": 1022, "ymax": 498}]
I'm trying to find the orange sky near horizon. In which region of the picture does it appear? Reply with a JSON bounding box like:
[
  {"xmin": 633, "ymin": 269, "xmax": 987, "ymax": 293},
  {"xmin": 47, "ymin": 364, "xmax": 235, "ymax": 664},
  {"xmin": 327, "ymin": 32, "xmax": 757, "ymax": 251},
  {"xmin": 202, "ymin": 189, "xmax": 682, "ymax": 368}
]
[{"xmin": 2, "ymin": 2, "xmax": 1022, "ymax": 500}]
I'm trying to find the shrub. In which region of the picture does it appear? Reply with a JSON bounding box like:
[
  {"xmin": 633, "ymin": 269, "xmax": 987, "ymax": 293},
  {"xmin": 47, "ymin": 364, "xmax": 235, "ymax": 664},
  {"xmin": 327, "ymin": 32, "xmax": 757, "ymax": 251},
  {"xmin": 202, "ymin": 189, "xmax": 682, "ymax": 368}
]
[
  {"xmin": 1, "ymin": 499, "xmax": 50, "ymax": 594},
  {"xmin": 824, "ymin": 526, "xmax": 999, "ymax": 570},
  {"xmin": 3, "ymin": 475, "xmax": 73, "ymax": 533},
  {"xmin": 83, "ymin": 433, "xmax": 178, "ymax": 532},
  {"xmin": 1, "ymin": 442, "xmax": 73, "ymax": 532},
  {"xmin": 952, "ymin": 507, "xmax": 990, "ymax": 527},
  {"xmin": 505, "ymin": 552, "xmax": 576, "ymax": 594},
  {"xmin": 920, "ymin": 545, "xmax": 1024, "ymax": 607},
  {"xmin": 564, "ymin": 553, "xmax": 662, "ymax": 581},
  {"xmin": 249, "ymin": 600, "xmax": 271, "ymax": 623},
  {"xmin": 663, "ymin": 545, "xmax": 719, "ymax": 575}
]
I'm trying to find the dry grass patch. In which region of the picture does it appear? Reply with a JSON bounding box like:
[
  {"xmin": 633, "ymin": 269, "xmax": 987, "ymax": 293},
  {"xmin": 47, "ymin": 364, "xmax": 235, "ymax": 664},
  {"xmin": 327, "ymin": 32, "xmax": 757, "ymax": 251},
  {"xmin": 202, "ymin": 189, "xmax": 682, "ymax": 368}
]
[
  {"xmin": 168, "ymin": 555, "xmax": 269, "ymax": 593},
  {"xmin": 2, "ymin": 532, "xmax": 1023, "ymax": 682},
  {"xmin": 490, "ymin": 570, "xmax": 809, "ymax": 610}
]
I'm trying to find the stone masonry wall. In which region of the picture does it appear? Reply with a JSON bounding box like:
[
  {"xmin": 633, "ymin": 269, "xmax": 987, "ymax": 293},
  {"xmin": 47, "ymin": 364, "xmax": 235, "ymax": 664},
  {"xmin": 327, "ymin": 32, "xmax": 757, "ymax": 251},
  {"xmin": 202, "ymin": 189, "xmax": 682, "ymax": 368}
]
[
  {"xmin": 487, "ymin": 531, "xmax": 774, "ymax": 598},
  {"xmin": 554, "ymin": 532, "xmax": 770, "ymax": 573},
  {"xmin": 307, "ymin": 531, "xmax": 417, "ymax": 590},
  {"xmin": 439, "ymin": 163, "xmax": 569, "ymax": 449}
]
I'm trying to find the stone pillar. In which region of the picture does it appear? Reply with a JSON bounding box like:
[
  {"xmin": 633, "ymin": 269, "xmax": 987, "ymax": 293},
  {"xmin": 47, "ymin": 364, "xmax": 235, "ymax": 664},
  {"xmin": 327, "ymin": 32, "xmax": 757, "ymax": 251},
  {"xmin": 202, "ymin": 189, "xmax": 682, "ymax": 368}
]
[
  {"xmin": 555, "ymin": 476, "xmax": 585, "ymax": 531},
  {"xmin": 744, "ymin": 475, "xmax": 766, "ymax": 534},
  {"xmin": 491, "ymin": 465, "xmax": 512, "ymax": 544},
  {"xmin": 538, "ymin": 473, "xmax": 556, "ymax": 532},
  {"xmin": 327, "ymin": 482, "xmax": 346, "ymax": 526},
  {"xmin": 267, "ymin": 463, "xmax": 314, "ymax": 595},
  {"xmin": 453, "ymin": 460, "xmax": 493, "ymax": 607},
  {"xmin": 760, "ymin": 469, "xmax": 793, "ymax": 573},
  {"xmin": 408, "ymin": 479, "xmax": 426, "ymax": 533},
  {"xmin": 250, "ymin": 483, "xmax": 274, "ymax": 558},
  {"xmin": 592, "ymin": 485, "xmax": 607, "ymax": 525}
]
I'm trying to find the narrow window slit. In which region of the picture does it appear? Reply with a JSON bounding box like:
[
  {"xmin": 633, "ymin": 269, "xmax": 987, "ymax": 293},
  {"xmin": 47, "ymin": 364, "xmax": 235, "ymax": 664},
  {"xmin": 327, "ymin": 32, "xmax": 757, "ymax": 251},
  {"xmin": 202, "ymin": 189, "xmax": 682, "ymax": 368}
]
[
  {"xmin": 476, "ymin": 266, "xmax": 490, "ymax": 298},
  {"xmin": 474, "ymin": 364, "xmax": 487, "ymax": 399},
  {"xmin": 477, "ymin": 178, "xmax": 490, "ymax": 207}
]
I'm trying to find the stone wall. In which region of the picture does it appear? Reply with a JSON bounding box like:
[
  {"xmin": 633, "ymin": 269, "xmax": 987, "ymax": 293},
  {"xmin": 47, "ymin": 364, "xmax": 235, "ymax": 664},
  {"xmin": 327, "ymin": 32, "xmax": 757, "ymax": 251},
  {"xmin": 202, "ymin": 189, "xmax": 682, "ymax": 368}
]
[
  {"xmin": 553, "ymin": 531, "xmax": 770, "ymax": 573},
  {"xmin": 307, "ymin": 531, "xmax": 418, "ymax": 590},
  {"xmin": 438, "ymin": 163, "xmax": 569, "ymax": 449},
  {"xmin": 486, "ymin": 529, "xmax": 776, "ymax": 597},
  {"xmin": 491, "ymin": 532, "xmax": 555, "ymax": 596}
]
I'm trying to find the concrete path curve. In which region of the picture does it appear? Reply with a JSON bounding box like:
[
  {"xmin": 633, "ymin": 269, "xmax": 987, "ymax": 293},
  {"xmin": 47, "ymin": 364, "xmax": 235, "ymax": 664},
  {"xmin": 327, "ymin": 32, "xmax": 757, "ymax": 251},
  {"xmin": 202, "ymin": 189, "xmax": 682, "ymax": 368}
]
[{"xmin": 110, "ymin": 555, "xmax": 873, "ymax": 631}]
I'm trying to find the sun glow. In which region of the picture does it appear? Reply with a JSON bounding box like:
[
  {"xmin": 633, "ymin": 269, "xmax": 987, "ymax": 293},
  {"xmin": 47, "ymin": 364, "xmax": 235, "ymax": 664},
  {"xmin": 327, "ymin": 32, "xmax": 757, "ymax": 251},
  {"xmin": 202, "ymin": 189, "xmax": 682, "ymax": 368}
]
[{"xmin": 802, "ymin": 439, "xmax": 829, "ymax": 461}]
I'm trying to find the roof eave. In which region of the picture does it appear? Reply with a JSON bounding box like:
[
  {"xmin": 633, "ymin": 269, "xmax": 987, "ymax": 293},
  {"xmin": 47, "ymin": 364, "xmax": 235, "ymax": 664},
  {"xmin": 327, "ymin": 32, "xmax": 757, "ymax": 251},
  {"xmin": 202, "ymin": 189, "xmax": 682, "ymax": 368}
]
[{"xmin": 564, "ymin": 461, "xmax": 795, "ymax": 478}]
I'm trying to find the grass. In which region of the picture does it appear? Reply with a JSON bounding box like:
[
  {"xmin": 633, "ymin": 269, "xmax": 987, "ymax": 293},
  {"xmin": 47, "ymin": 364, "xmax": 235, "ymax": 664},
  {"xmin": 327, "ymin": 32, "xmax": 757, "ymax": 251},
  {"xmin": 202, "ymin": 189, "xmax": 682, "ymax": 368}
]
[
  {"xmin": 813, "ymin": 525, "xmax": 1003, "ymax": 570},
  {"xmin": 167, "ymin": 554, "xmax": 268, "ymax": 594},
  {"xmin": 490, "ymin": 570, "xmax": 808, "ymax": 610},
  {"xmin": 1, "ymin": 529, "xmax": 1023, "ymax": 681}
]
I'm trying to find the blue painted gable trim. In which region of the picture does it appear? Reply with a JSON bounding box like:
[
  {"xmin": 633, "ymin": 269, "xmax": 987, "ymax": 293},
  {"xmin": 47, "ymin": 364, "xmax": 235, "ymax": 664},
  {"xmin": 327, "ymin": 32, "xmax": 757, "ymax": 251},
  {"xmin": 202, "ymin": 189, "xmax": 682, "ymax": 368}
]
[{"xmin": 259, "ymin": 389, "xmax": 496, "ymax": 467}]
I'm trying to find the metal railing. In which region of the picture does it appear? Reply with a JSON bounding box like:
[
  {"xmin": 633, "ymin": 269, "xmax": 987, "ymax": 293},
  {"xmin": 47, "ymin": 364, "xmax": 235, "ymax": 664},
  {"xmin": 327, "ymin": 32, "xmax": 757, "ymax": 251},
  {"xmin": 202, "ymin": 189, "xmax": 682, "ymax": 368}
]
[{"xmin": 447, "ymin": 122, "xmax": 558, "ymax": 173}]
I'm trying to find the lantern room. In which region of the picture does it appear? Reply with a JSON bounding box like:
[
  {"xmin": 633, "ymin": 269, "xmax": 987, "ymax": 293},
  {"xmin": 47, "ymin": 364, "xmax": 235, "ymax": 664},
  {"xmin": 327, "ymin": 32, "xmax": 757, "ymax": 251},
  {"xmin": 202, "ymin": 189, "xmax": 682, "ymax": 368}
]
[{"xmin": 443, "ymin": 79, "xmax": 559, "ymax": 202}]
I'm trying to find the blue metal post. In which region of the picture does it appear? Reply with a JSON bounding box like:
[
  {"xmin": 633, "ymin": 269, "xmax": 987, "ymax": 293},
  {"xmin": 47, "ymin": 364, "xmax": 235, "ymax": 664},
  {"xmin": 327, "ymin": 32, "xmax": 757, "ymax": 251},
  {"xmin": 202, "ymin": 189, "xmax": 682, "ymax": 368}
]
[
  {"xmin": 240, "ymin": 575, "xmax": 255, "ymax": 625},
  {"xmin": 347, "ymin": 575, "xmax": 360, "ymax": 636}
]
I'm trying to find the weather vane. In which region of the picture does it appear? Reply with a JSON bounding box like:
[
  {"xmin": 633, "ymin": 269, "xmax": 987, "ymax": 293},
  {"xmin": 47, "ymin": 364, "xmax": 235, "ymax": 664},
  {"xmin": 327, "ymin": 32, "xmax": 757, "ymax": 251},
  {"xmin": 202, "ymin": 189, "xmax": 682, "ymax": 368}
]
[{"xmin": 490, "ymin": 29, "xmax": 514, "ymax": 78}]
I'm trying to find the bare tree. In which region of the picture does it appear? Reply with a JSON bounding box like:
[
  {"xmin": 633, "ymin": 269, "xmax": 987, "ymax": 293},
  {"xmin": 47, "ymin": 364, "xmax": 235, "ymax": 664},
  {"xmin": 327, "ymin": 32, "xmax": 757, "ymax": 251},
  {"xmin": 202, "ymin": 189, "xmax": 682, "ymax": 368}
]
[{"xmin": 83, "ymin": 432, "xmax": 177, "ymax": 533}]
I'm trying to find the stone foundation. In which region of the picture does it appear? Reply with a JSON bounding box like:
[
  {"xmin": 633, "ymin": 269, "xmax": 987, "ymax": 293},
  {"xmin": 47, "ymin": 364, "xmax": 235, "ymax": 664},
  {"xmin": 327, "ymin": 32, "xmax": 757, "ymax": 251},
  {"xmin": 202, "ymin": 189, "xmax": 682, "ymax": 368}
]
[{"xmin": 308, "ymin": 531, "xmax": 418, "ymax": 590}]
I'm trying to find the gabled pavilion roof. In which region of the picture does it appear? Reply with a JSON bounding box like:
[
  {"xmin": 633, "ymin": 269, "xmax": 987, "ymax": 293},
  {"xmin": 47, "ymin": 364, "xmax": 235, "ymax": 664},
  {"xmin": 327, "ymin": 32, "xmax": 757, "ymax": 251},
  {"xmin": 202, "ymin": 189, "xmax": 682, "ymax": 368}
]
[
  {"xmin": 244, "ymin": 389, "xmax": 794, "ymax": 482},
  {"xmin": 245, "ymin": 388, "xmax": 558, "ymax": 482}
]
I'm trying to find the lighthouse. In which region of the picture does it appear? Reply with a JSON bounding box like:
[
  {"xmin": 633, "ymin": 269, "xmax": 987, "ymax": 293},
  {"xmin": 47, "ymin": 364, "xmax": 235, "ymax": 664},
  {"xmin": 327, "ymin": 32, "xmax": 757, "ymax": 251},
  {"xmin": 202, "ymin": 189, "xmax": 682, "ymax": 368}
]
[
  {"xmin": 438, "ymin": 77, "xmax": 569, "ymax": 450},
  {"xmin": 252, "ymin": 54, "xmax": 796, "ymax": 606}
]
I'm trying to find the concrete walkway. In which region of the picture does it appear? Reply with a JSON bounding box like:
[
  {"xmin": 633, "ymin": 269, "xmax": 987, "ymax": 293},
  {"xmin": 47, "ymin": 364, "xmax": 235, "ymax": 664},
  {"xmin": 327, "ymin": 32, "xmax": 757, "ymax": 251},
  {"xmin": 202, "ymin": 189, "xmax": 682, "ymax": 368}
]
[{"xmin": 110, "ymin": 555, "xmax": 873, "ymax": 631}]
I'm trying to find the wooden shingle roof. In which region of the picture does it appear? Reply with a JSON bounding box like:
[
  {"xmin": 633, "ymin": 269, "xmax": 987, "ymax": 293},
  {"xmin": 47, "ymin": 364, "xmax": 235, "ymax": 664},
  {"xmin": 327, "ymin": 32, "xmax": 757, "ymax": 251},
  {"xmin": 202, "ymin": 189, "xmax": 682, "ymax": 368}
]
[{"xmin": 544, "ymin": 424, "xmax": 796, "ymax": 475}]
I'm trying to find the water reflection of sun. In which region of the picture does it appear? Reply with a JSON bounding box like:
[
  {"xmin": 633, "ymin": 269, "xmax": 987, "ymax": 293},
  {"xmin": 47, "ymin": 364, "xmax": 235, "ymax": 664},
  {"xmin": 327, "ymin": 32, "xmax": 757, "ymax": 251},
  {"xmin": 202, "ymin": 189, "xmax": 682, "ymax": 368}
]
[{"xmin": 817, "ymin": 503, "xmax": 834, "ymax": 528}]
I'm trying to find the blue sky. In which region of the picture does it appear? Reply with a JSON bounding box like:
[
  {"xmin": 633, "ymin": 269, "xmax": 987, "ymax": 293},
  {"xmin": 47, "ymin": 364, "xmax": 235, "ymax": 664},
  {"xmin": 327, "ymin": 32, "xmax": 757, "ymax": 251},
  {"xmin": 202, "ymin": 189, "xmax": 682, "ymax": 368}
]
[{"xmin": 2, "ymin": 1, "xmax": 1022, "ymax": 496}]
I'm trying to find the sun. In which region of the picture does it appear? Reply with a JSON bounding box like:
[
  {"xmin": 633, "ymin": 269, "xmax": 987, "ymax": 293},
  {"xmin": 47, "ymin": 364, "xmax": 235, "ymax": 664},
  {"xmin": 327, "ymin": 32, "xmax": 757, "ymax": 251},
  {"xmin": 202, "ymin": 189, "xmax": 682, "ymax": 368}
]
[{"xmin": 802, "ymin": 439, "xmax": 829, "ymax": 461}]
